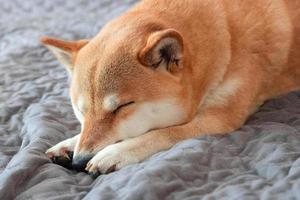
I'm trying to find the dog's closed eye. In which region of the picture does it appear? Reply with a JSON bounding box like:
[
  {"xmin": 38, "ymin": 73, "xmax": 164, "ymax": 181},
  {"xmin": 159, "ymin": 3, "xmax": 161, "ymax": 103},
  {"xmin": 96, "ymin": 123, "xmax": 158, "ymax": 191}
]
[{"xmin": 113, "ymin": 101, "xmax": 135, "ymax": 114}]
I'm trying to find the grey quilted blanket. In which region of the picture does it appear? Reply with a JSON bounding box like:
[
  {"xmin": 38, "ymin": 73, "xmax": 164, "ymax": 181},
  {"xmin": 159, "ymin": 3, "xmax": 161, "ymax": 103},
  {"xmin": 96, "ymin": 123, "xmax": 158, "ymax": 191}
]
[{"xmin": 1, "ymin": 0, "xmax": 300, "ymax": 199}]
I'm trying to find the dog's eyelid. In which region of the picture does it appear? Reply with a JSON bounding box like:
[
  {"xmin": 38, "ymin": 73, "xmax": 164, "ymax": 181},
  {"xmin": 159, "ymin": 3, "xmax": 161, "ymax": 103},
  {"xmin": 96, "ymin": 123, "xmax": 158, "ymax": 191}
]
[{"xmin": 113, "ymin": 101, "xmax": 135, "ymax": 114}]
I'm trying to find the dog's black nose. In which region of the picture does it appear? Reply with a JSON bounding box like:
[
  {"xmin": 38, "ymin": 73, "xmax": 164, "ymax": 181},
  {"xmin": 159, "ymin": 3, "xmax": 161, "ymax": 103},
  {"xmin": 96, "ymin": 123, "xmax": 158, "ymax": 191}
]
[{"xmin": 72, "ymin": 155, "xmax": 93, "ymax": 172}]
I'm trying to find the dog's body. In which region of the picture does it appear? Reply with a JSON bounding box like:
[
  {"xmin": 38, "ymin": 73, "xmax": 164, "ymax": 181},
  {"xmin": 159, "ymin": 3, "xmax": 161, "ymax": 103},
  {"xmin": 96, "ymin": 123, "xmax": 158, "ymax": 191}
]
[{"xmin": 42, "ymin": 0, "xmax": 300, "ymax": 175}]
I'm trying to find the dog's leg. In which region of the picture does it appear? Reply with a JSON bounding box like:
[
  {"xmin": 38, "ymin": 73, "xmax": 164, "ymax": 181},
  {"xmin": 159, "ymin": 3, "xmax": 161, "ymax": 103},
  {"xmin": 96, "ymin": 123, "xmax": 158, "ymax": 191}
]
[
  {"xmin": 85, "ymin": 106, "xmax": 245, "ymax": 175},
  {"xmin": 46, "ymin": 134, "xmax": 80, "ymax": 168},
  {"xmin": 86, "ymin": 67, "xmax": 263, "ymax": 174}
]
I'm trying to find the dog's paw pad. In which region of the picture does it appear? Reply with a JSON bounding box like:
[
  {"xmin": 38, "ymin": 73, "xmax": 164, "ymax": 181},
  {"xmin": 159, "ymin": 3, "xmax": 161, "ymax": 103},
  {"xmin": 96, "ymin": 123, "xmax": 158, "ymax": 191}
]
[
  {"xmin": 46, "ymin": 149, "xmax": 74, "ymax": 169},
  {"xmin": 52, "ymin": 155, "xmax": 73, "ymax": 169}
]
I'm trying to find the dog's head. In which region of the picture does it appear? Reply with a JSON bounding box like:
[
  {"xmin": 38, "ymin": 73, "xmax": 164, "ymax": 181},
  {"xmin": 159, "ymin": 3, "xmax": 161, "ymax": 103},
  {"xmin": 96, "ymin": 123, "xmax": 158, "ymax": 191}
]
[{"xmin": 41, "ymin": 19, "xmax": 195, "ymax": 168}]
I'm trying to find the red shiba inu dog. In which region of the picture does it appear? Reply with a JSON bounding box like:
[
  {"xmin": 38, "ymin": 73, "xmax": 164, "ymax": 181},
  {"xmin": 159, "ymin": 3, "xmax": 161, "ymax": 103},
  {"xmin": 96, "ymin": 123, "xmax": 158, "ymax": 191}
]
[{"xmin": 41, "ymin": 0, "xmax": 300, "ymax": 175}]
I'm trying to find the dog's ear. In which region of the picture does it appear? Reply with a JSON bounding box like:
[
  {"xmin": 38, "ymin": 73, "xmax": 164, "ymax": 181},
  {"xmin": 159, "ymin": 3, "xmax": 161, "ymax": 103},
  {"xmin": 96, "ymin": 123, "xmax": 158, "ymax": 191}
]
[
  {"xmin": 138, "ymin": 29, "xmax": 184, "ymax": 72},
  {"xmin": 40, "ymin": 36, "xmax": 89, "ymax": 73}
]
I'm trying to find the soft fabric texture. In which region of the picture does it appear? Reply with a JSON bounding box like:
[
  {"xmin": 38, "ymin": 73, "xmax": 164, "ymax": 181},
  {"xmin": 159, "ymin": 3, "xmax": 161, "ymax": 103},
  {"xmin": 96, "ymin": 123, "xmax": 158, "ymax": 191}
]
[{"xmin": 1, "ymin": 0, "xmax": 300, "ymax": 199}]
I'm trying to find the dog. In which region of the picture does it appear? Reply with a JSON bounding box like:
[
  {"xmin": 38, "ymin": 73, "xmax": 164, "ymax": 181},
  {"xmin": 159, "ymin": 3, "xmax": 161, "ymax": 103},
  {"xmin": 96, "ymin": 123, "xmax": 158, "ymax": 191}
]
[{"xmin": 41, "ymin": 0, "xmax": 300, "ymax": 175}]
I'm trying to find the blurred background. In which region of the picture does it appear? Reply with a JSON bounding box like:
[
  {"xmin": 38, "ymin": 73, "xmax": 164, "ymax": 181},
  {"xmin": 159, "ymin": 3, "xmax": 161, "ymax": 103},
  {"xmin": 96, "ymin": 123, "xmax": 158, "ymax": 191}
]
[{"xmin": 0, "ymin": 0, "xmax": 137, "ymax": 55}]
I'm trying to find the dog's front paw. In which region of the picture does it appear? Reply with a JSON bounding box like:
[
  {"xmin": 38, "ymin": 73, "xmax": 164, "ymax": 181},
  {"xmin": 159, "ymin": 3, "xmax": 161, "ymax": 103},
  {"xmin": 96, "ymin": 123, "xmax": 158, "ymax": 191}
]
[
  {"xmin": 85, "ymin": 142, "xmax": 140, "ymax": 176},
  {"xmin": 46, "ymin": 136, "xmax": 78, "ymax": 169}
]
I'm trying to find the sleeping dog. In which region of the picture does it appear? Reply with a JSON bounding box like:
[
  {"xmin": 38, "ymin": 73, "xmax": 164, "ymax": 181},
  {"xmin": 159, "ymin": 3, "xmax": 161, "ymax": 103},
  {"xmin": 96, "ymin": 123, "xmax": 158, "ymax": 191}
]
[{"xmin": 41, "ymin": 0, "xmax": 300, "ymax": 175}]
